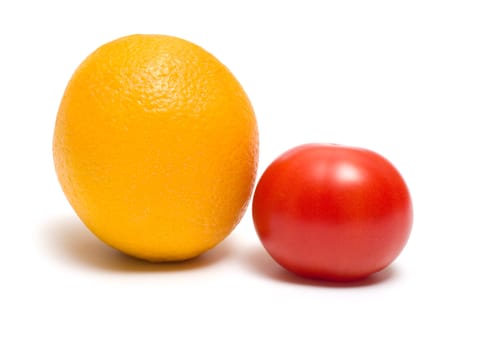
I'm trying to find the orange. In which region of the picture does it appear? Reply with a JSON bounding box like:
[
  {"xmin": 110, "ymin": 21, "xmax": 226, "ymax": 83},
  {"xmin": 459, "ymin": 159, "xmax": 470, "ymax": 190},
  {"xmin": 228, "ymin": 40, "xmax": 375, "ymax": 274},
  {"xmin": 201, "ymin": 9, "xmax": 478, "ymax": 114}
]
[{"xmin": 53, "ymin": 34, "xmax": 258, "ymax": 261}]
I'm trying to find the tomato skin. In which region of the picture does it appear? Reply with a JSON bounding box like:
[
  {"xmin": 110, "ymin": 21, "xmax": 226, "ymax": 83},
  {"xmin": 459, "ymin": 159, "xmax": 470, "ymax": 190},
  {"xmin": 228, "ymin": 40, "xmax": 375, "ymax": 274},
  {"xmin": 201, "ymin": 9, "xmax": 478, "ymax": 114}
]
[{"xmin": 252, "ymin": 144, "xmax": 413, "ymax": 281}]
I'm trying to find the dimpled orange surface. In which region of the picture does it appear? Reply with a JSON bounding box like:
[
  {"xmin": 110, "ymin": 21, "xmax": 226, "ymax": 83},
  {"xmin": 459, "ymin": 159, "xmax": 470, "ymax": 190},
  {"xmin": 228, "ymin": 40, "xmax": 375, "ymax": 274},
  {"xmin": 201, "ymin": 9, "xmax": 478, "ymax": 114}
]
[{"xmin": 53, "ymin": 34, "xmax": 258, "ymax": 261}]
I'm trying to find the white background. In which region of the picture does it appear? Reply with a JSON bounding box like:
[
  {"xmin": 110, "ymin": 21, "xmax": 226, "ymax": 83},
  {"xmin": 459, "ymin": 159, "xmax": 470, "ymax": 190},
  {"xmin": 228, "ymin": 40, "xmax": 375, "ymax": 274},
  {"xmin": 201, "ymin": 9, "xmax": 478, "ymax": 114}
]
[{"xmin": 1, "ymin": 1, "xmax": 477, "ymax": 349}]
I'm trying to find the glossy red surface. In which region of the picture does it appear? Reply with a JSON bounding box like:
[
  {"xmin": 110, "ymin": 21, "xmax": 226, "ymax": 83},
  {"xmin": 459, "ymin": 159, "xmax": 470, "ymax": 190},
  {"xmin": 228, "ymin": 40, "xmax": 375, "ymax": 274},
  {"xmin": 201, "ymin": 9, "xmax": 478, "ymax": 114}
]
[{"xmin": 252, "ymin": 144, "xmax": 413, "ymax": 281}]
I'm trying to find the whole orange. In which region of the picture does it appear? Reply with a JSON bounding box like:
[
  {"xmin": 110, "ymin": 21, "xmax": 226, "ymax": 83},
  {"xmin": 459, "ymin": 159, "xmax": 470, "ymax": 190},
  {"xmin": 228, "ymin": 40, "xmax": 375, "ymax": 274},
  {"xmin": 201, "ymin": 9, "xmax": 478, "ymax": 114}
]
[{"xmin": 53, "ymin": 34, "xmax": 258, "ymax": 261}]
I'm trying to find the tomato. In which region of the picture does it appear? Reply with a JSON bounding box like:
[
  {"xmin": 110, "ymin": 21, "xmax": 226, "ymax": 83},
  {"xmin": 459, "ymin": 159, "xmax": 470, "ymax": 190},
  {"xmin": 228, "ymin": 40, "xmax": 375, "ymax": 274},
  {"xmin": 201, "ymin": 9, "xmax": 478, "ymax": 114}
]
[{"xmin": 252, "ymin": 144, "xmax": 413, "ymax": 281}]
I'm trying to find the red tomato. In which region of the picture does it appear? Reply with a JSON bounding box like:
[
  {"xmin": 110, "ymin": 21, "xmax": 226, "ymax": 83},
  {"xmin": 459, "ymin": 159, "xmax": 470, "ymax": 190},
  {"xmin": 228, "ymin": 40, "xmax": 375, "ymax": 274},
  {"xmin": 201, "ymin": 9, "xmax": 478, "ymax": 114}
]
[{"xmin": 252, "ymin": 144, "xmax": 413, "ymax": 281}]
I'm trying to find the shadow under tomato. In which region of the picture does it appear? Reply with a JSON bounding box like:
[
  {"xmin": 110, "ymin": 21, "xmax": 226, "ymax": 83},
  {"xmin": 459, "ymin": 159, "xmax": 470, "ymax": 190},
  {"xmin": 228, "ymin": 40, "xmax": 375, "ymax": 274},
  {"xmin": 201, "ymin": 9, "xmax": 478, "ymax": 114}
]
[
  {"xmin": 41, "ymin": 215, "xmax": 234, "ymax": 273},
  {"xmin": 242, "ymin": 246, "xmax": 400, "ymax": 288}
]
